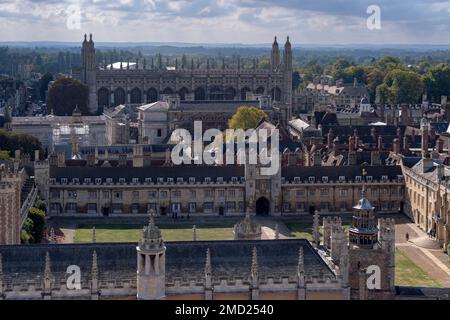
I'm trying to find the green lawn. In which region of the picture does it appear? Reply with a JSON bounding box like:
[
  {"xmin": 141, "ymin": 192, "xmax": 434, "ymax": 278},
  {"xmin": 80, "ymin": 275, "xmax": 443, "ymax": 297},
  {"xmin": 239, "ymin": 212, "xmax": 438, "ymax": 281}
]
[
  {"xmin": 395, "ymin": 249, "xmax": 442, "ymax": 287},
  {"xmin": 285, "ymin": 222, "xmax": 350, "ymax": 242},
  {"xmin": 74, "ymin": 224, "xmax": 234, "ymax": 243}
]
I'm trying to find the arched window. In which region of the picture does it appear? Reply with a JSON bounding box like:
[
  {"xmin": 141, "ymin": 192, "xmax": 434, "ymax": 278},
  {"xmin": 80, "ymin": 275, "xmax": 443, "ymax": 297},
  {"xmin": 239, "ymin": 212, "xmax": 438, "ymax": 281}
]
[
  {"xmin": 178, "ymin": 87, "xmax": 189, "ymax": 100},
  {"xmin": 271, "ymin": 87, "xmax": 281, "ymax": 102},
  {"xmin": 130, "ymin": 87, "xmax": 142, "ymax": 104},
  {"xmin": 256, "ymin": 86, "xmax": 265, "ymax": 94},
  {"xmin": 147, "ymin": 88, "xmax": 158, "ymax": 103},
  {"xmin": 98, "ymin": 87, "xmax": 110, "ymax": 108},
  {"xmin": 240, "ymin": 87, "xmax": 251, "ymax": 100},
  {"xmin": 194, "ymin": 87, "xmax": 206, "ymax": 101},
  {"xmin": 114, "ymin": 87, "xmax": 126, "ymax": 106},
  {"xmin": 224, "ymin": 87, "xmax": 236, "ymax": 100}
]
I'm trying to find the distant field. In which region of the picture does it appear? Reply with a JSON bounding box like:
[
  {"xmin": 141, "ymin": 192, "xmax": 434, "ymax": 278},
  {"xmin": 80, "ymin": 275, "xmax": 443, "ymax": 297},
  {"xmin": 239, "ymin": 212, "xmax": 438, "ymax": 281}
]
[
  {"xmin": 395, "ymin": 249, "xmax": 442, "ymax": 288},
  {"xmin": 73, "ymin": 224, "xmax": 234, "ymax": 243}
]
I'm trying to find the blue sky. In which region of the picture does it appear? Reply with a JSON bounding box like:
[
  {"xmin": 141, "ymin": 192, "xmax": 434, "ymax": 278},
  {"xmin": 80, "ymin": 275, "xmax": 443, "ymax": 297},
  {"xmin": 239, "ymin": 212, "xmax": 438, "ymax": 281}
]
[{"xmin": 0, "ymin": 0, "xmax": 450, "ymax": 44}]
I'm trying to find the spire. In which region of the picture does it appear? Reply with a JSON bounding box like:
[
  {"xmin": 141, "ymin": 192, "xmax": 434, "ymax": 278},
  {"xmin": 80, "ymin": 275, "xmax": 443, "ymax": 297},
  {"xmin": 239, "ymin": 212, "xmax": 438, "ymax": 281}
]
[
  {"xmin": 92, "ymin": 227, "xmax": 96, "ymax": 243},
  {"xmin": 89, "ymin": 33, "xmax": 93, "ymax": 43},
  {"xmin": 49, "ymin": 227, "xmax": 55, "ymax": 243},
  {"xmin": 83, "ymin": 34, "xmax": 87, "ymax": 43},
  {"xmin": 205, "ymin": 248, "xmax": 211, "ymax": 276},
  {"xmin": 192, "ymin": 225, "xmax": 197, "ymax": 241},
  {"xmin": 44, "ymin": 252, "xmax": 52, "ymax": 282},
  {"xmin": 140, "ymin": 210, "xmax": 163, "ymax": 251},
  {"xmin": 273, "ymin": 36, "xmax": 278, "ymax": 46},
  {"xmin": 297, "ymin": 246, "xmax": 304, "ymax": 274},
  {"xmin": 251, "ymin": 247, "xmax": 258, "ymax": 277},
  {"xmin": 92, "ymin": 250, "xmax": 98, "ymax": 280},
  {"xmin": 313, "ymin": 210, "xmax": 320, "ymax": 246}
]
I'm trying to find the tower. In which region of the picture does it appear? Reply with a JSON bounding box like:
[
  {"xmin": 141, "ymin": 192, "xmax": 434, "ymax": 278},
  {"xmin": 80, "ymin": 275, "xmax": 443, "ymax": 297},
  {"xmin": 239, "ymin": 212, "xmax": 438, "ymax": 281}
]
[
  {"xmin": 81, "ymin": 34, "xmax": 98, "ymax": 114},
  {"xmin": 282, "ymin": 36, "xmax": 293, "ymax": 127},
  {"xmin": 270, "ymin": 36, "xmax": 280, "ymax": 71},
  {"xmin": 420, "ymin": 117, "xmax": 430, "ymax": 158},
  {"xmin": 349, "ymin": 187, "xmax": 378, "ymax": 248},
  {"xmin": 136, "ymin": 214, "xmax": 166, "ymax": 300}
]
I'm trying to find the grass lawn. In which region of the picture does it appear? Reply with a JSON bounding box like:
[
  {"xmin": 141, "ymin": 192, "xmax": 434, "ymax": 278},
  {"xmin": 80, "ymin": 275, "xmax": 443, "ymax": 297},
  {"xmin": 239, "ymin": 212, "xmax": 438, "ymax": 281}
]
[
  {"xmin": 285, "ymin": 222, "xmax": 350, "ymax": 241},
  {"xmin": 395, "ymin": 249, "xmax": 442, "ymax": 287},
  {"xmin": 74, "ymin": 224, "xmax": 234, "ymax": 243}
]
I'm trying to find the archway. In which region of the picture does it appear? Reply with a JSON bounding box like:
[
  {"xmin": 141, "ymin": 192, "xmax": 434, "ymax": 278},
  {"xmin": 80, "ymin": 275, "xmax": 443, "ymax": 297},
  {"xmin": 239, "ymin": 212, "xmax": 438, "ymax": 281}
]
[{"xmin": 256, "ymin": 197, "xmax": 270, "ymax": 216}]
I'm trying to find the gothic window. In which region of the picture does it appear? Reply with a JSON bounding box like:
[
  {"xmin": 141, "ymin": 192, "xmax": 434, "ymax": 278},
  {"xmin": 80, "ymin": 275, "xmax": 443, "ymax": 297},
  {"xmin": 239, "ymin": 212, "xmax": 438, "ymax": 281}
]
[
  {"xmin": 98, "ymin": 87, "xmax": 110, "ymax": 108},
  {"xmin": 178, "ymin": 87, "xmax": 189, "ymax": 100},
  {"xmin": 194, "ymin": 87, "xmax": 206, "ymax": 100},
  {"xmin": 114, "ymin": 87, "xmax": 126, "ymax": 106},
  {"xmin": 224, "ymin": 87, "xmax": 236, "ymax": 100},
  {"xmin": 130, "ymin": 87, "xmax": 142, "ymax": 104},
  {"xmin": 271, "ymin": 87, "xmax": 281, "ymax": 102},
  {"xmin": 147, "ymin": 88, "xmax": 158, "ymax": 103},
  {"xmin": 240, "ymin": 87, "xmax": 251, "ymax": 100}
]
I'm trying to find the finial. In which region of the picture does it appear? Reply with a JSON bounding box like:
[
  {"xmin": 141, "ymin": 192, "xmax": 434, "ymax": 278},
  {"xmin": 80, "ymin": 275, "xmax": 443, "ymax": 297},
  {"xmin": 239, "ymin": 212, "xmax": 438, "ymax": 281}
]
[
  {"xmin": 92, "ymin": 250, "xmax": 98, "ymax": 280},
  {"xmin": 84, "ymin": 34, "xmax": 87, "ymax": 41},
  {"xmin": 92, "ymin": 227, "xmax": 96, "ymax": 243},
  {"xmin": 49, "ymin": 227, "xmax": 55, "ymax": 244},
  {"xmin": 89, "ymin": 33, "xmax": 93, "ymax": 41},
  {"xmin": 205, "ymin": 248, "xmax": 211, "ymax": 275},
  {"xmin": 251, "ymin": 247, "xmax": 258, "ymax": 276},
  {"xmin": 44, "ymin": 252, "xmax": 51, "ymax": 279},
  {"xmin": 298, "ymin": 246, "xmax": 304, "ymax": 273}
]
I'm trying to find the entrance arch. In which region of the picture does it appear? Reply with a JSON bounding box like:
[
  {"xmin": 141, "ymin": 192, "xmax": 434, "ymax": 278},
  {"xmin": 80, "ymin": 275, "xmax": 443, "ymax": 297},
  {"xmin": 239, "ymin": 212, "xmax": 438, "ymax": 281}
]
[{"xmin": 256, "ymin": 197, "xmax": 270, "ymax": 216}]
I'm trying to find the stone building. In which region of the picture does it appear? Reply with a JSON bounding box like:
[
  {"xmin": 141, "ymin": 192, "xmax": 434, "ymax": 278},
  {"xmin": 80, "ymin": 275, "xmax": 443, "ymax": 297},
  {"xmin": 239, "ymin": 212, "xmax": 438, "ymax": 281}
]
[
  {"xmin": 0, "ymin": 155, "xmax": 38, "ymax": 245},
  {"xmin": 73, "ymin": 34, "xmax": 293, "ymax": 127},
  {"xmin": 43, "ymin": 156, "xmax": 404, "ymax": 217}
]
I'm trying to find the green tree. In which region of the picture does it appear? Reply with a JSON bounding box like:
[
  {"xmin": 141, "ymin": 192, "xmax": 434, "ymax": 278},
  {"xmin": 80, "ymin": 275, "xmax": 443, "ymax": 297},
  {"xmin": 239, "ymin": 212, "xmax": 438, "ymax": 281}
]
[
  {"xmin": 0, "ymin": 129, "xmax": 43, "ymax": 160},
  {"xmin": 377, "ymin": 69, "xmax": 424, "ymax": 104},
  {"xmin": 46, "ymin": 78, "xmax": 89, "ymax": 116},
  {"xmin": 21, "ymin": 218, "xmax": 34, "ymax": 244},
  {"xmin": 423, "ymin": 64, "xmax": 450, "ymax": 102},
  {"xmin": 228, "ymin": 106, "xmax": 268, "ymax": 130},
  {"xmin": 38, "ymin": 73, "xmax": 53, "ymax": 101},
  {"xmin": 28, "ymin": 207, "xmax": 46, "ymax": 243}
]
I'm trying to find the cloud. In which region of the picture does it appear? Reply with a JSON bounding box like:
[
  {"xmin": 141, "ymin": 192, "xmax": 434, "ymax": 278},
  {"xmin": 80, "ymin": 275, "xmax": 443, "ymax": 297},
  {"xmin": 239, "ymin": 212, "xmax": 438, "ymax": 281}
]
[{"xmin": 0, "ymin": 0, "xmax": 449, "ymax": 44}]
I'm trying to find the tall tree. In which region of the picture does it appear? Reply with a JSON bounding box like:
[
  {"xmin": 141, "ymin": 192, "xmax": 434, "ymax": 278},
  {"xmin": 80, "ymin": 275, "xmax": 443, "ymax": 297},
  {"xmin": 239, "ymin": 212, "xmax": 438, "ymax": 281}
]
[
  {"xmin": 46, "ymin": 77, "xmax": 89, "ymax": 115},
  {"xmin": 228, "ymin": 106, "xmax": 268, "ymax": 130}
]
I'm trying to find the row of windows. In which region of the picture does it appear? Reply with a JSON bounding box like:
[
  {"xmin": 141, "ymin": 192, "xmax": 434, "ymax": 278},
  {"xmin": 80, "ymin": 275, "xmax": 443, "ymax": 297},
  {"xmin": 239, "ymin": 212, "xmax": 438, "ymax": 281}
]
[
  {"xmin": 53, "ymin": 176, "xmax": 243, "ymax": 185},
  {"xmin": 54, "ymin": 189, "xmax": 244, "ymax": 200},
  {"xmin": 287, "ymin": 188, "xmax": 401, "ymax": 198}
]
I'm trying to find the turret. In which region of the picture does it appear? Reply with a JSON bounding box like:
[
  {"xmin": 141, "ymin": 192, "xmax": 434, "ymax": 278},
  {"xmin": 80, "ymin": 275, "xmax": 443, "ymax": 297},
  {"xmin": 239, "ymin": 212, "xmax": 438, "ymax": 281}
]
[
  {"xmin": 136, "ymin": 213, "xmax": 166, "ymax": 300},
  {"xmin": 270, "ymin": 36, "xmax": 280, "ymax": 70}
]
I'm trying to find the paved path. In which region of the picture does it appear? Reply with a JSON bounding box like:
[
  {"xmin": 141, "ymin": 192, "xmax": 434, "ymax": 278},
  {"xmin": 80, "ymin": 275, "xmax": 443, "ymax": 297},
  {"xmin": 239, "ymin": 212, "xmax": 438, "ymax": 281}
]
[{"xmin": 394, "ymin": 215, "xmax": 450, "ymax": 287}]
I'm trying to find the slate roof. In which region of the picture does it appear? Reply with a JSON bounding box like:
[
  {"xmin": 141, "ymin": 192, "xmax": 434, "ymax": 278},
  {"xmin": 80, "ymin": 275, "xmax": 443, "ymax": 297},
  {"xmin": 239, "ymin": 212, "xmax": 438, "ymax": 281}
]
[{"xmin": 0, "ymin": 240, "xmax": 334, "ymax": 284}]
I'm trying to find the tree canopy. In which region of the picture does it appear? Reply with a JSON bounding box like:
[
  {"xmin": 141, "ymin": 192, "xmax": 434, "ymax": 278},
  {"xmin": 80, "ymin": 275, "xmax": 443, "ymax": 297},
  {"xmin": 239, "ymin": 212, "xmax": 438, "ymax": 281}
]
[
  {"xmin": 228, "ymin": 106, "xmax": 268, "ymax": 130},
  {"xmin": 0, "ymin": 129, "xmax": 43, "ymax": 160},
  {"xmin": 46, "ymin": 77, "xmax": 89, "ymax": 116}
]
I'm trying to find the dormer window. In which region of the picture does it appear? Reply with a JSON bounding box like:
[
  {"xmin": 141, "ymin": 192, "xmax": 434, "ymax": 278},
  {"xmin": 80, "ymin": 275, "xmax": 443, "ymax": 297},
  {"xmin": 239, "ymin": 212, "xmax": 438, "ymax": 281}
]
[
  {"xmin": 217, "ymin": 177, "xmax": 223, "ymax": 183},
  {"xmin": 381, "ymin": 175, "xmax": 388, "ymax": 182},
  {"xmin": 50, "ymin": 178, "xmax": 56, "ymax": 184},
  {"xmin": 72, "ymin": 178, "xmax": 79, "ymax": 184},
  {"xmin": 177, "ymin": 177, "xmax": 184, "ymax": 183},
  {"xmin": 157, "ymin": 177, "xmax": 164, "ymax": 184},
  {"xmin": 84, "ymin": 178, "xmax": 91, "ymax": 184},
  {"xmin": 322, "ymin": 176, "xmax": 329, "ymax": 183},
  {"xmin": 355, "ymin": 176, "xmax": 362, "ymax": 182},
  {"xmin": 132, "ymin": 178, "xmax": 139, "ymax": 184},
  {"xmin": 205, "ymin": 177, "xmax": 211, "ymax": 183},
  {"xmin": 145, "ymin": 178, "xmax": 152, "ymax": 184},
  {"xmin": 366, "ymin": 176, "xmax": 373, "ymax": 182},
  {"xmin": 231, "ymin": 177, "xmax": 238, "ymax": 183},
  {"xmin": 189, "ymin": 177, "xmax": 196, "ymax": 184},
  {"xmin": 119, "ymin": 178, "xmax": 126, "ymax": 184},
  {"xmin": 308, "ymin": 176, "xmax": 315, "ymax": 183},
  {"xmin": 106, "ymin": 178, "xmax": 113, "ymax": 184},
  {"xmin": 294, "ymin": 177, "xmax": 301, "ymax": 183},
  {"xmin": 95, "ymin": 178, "xmax": 102, "ymax": 184},
  {"xmin": 167, "ymin": 178, "xmax": 174, "ymax": 183}
]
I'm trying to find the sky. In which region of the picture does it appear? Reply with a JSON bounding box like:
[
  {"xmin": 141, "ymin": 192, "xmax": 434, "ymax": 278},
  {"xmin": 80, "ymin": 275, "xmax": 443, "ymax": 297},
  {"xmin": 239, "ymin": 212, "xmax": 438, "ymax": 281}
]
[{"xmin": 1, "ymin": 0, "xmax": 450, "ymax": 44}]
